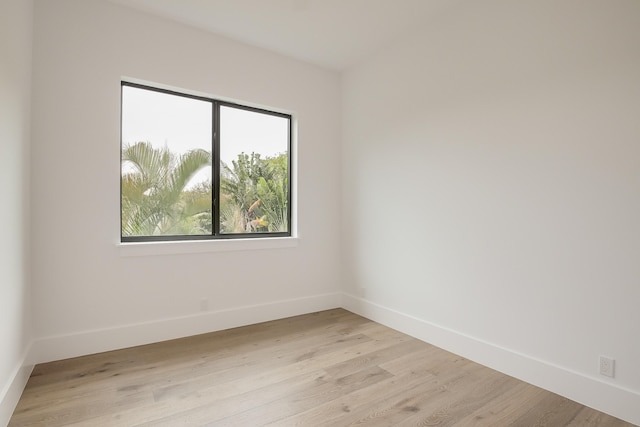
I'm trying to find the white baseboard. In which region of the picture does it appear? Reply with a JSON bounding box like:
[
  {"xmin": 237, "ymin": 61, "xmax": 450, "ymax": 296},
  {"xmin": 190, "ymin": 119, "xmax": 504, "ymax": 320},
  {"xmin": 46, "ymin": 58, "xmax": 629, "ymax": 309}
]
[
  {"xmin": 32, "ymin": 292, "xmax": 341, "ymax": 365},
  {"xmin": 0, "ymin": 345, "xmax": 34, "ymax": 427},
  {"xmin": 341, "ymin": 293, "xmax": 640, "ymax": 426}
]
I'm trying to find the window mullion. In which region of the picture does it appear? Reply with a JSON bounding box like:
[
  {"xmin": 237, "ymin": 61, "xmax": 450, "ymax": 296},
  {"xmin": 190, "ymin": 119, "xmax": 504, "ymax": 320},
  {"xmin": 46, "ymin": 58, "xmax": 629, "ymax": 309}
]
[{"xmin": 213, "ymin": 101, "xmax": 221, "ymax": 237}]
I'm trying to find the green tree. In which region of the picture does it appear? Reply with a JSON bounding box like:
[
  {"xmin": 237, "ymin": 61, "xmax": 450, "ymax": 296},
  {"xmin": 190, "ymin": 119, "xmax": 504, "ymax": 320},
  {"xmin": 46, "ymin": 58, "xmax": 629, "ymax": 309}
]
[
  {"xmin": 121, "ymin": 142, "xmax": 211, "ymax": 236},
  {"xmin": 257, "ymin": 154, "xmax": 288, "ymax": 232},
  {"xmin": 220, "ymin": 152, "xmax": 288, "ymax": 233}
]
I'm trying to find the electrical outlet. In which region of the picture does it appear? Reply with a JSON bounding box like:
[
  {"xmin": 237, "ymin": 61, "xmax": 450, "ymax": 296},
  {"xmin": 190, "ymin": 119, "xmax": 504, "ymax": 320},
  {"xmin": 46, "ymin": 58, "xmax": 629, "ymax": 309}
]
[
  {"xmin": 599, "ymin": 355, "xmax": 615, "ymax": 378},
  {"xmin": 200, "ymin": 298, "xmax": 209, "ymax": 312}
]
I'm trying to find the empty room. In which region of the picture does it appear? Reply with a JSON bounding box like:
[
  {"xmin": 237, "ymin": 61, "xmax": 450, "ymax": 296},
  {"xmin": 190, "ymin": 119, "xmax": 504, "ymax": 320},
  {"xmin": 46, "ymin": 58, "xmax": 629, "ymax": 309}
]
[{"xmin": 1, "ymin": 0, "xmax": 639, "ymax": 425}]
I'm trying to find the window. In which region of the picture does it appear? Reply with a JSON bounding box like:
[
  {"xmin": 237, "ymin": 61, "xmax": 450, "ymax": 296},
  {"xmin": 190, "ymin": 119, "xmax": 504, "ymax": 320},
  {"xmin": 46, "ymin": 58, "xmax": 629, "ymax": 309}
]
[{"xmin": 121, "ymin": 82, "xmax": 291, "ymax": 242}]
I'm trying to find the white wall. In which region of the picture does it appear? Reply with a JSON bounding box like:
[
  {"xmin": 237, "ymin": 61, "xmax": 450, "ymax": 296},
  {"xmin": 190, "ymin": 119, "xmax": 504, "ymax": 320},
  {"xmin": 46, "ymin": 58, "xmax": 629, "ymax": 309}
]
[
  {"xmin": 22, "ymin": 0, "xmax": 640, "ymax": 424},
  {"xmin": 0, "ymin": 0, "xmax": 34, "ymax": 424},
  {"xmin": 342, "ymin": 0, "xmax": 640, "ymax": 424},
  {"xmin": 30, "ymin": 0, "xmax": 342, "ymax": 362}
]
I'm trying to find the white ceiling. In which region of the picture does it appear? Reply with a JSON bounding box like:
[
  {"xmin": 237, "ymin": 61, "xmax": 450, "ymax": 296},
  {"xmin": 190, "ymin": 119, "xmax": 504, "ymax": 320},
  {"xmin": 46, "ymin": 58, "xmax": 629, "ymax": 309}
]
[{"xmin": 107, "ymin": 0, "xmax": 454, "ymax": 70}]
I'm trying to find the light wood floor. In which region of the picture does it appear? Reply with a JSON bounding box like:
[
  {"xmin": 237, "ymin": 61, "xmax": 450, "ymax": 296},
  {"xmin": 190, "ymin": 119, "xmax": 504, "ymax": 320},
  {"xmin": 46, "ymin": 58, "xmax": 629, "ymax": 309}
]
[{"xmin": 9, "ymin": 309, "xmax": 636, "ymax": 426}]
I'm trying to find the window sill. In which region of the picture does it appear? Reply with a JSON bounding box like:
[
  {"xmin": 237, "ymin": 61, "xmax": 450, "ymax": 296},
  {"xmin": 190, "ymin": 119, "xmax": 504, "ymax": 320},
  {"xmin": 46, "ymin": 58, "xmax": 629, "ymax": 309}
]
[{"xmin": 118, "ymin": 237, "xmax": 299, "ymax": 257}]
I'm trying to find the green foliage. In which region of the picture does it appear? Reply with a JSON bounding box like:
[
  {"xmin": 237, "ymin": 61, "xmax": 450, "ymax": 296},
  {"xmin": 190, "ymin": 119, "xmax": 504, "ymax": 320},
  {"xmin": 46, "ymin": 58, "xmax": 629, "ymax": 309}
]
[
  {"xmin": 121, "ymin": 142, "xmax": 211, "ymax": 236},
  {"xmin": 122, "ymin": 143, "xmax": 288, "ymax": 237},
  {"xmin": 220, "ymin": 152, "xmax": 289, "ymax": 233}
]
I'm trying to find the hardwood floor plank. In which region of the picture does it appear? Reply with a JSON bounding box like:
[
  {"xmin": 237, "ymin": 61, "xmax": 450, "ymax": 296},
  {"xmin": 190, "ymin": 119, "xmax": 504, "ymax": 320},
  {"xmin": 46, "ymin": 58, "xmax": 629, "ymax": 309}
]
[
  {"xmin": 160, "ymin": 365, "xmax": 393, "ymax": 426},
  {"xmin": 510, "ymin": 393, "xmax": 597, "ymax": 427},
  {"xmin": 567, "ymin": 406, "xmax": 636, "ymax": 427},
  {"xmin": 451, "ymin": 381, "xmax": 550, "ymax": 426},
  {"xmin": 392, "ymin": 371, "xmax": 521, "ymax": 426},
  {"xmin": 9, "ymin": 309, "xmax": 636, "ymax": 427},
  {"xmin": 125, "ymin": 369, "xmax": 328, "ymax": 427},
  {"xmin": 276, "ymin": 355, "xmax": 476, "ymax": 426}
]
